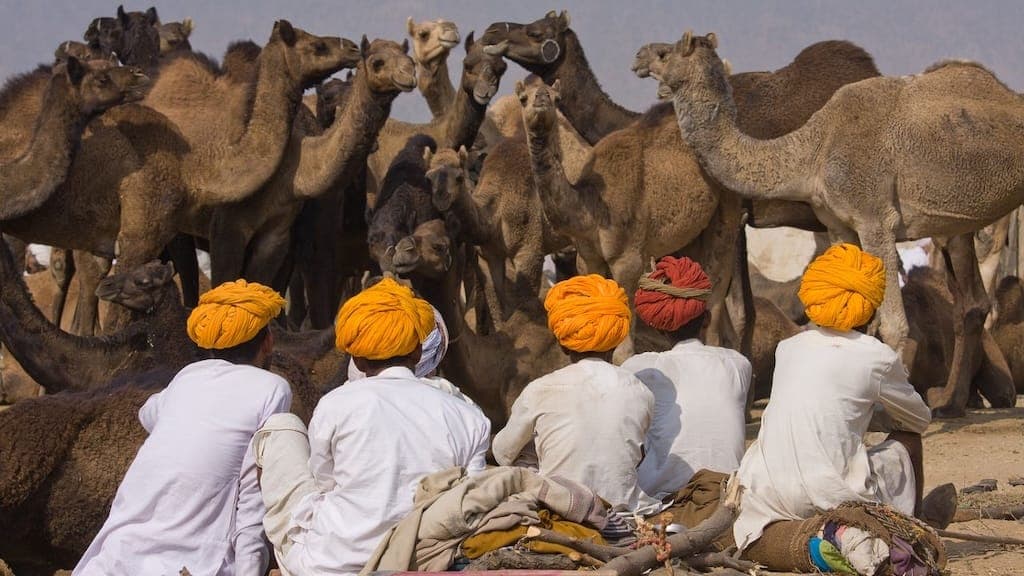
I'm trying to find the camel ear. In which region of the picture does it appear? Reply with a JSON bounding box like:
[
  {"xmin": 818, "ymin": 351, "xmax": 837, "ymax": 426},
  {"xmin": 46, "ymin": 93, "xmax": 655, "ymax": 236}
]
[
  {"xmin": 551, "ymin": 79, "xmax": 562, "ymax": 94},
  {"xmin": 722, "ymin": 58, "xmax": 733, "ymax": 76},
  {"xmin": 515, "ymin": 80, "xmax": 527, "ymax": 103},
  {"xmin": 182, "ymin": 18, "xmax": 194, "ymax": 37},
  {"xmin": 676, "ymin": 30, "xmax": 694, "ymax": 56},
  {"xmin": 108, "ymin": 51, "xmax": 120, "ymax": 66},
  {"xmin": 407, "ymin": 17, "xmax": 416, "ymax": 37},
  {"xmin": 157, "ymin": 262, "xmax": 175, "ymax": 285},
  {"xmin": 465, "ymin": 31, "xmax": 475, "ymax": 52},
  {"xmin": 706, "ymin": 32, "xmax": 718, "ymax": 49},
  {"xmin": 401, "ymin": 38, "xmax": 409, "ymax": 54},
  {"xmin": 423, "ymin": 147, "xmax": 433, "ymax": 166},
  {"xmin": 117, "ymin": 5, "xmax": 129, "ymax": 26},
  {"xmin": 145, "ymin": 7, "xmax": 159, "ymax": 26},
  {"xmin": 458, "ymin": 145, "xmax": 469, "ymax": 168},
  {"xmin": 65, "ymin": 56, "xmax": 87, "ymax": 86},
  {"xmin": 360, "ymin": 35, "xmax": 370, "ymax": 59},
  {"xmin": 275, "ymin": 20, "xmax": 297, "ymax": 47},
  {"xmin": 559, "ymin": 10, "xmax": 571, "ymax": 28},
  {"xmin": 345, "ymin": 69, "xmax": 354, "ymax": 81},
  {"xmin": 545, "ymin": 10, "xmax": 557, "ymax": 18}
]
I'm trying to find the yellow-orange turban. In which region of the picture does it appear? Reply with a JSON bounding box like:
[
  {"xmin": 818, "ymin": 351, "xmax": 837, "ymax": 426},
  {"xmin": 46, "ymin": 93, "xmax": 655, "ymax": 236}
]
[
  {"xmin": 186, "ymin": 280, "xmax": 286, "ymax": 349},
  {"xmin": 544, "ymin": 274, "xmax": 631, "ymax": 353},
  {"xmin": 335, "ymin": 278, "xmax": 435, "ymax": 360},
  {"xmin": 798, "ymin": 243, "xmax": 886, "ymax": 332}
]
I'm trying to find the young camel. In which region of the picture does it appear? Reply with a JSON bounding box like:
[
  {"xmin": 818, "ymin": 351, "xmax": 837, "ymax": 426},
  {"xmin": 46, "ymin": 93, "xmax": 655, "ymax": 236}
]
[{"xmin": 660, "ymin": 31, "xmax": 1024, "ymax": 367}]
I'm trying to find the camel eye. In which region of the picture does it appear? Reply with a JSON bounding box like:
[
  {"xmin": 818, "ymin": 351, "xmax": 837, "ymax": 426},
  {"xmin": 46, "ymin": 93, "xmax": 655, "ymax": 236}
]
[
  {"xmin": 372, "ymin": 58, "xmax": 384, "ymax": 71},
  {"xmin": 313, "ymin": 41, "xmax": 327, "ymax": 55},
  {"xmin": 419, "ymin": 31, "xmax": 429, "ymax": 39},
  {"xmin": 455, "ymin": 174, "xmax": 464, "ymax": 183},
  {"xmin": 527, "ymin": 29, "xmax": 543, "ymax": 40}
]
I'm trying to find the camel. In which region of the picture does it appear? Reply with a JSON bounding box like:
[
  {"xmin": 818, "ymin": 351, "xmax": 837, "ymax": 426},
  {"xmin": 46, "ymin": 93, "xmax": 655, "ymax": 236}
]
[
  {"xmin": 660, "ymin": 32, "xmax": 1024, "ymax": 365},
  {"xmin": 208, "ymin": 37, "xmax": 415, "ymax": 289},
  {"xmin": 367, "ymin": 32, "xmax": 507, "ymax": 199},
  {"xmin": 389, "ymin": 219, "xmax": 567, "ymax": 427},
  {"xmin": 991, "ymin": 275, "xmax": 1024, "ymax": 394},
  {"xmin": 519, "ymin": 79, "xmax": 744, "ymax": 357},
  {"xmin": 86, "ymin": 6, "xmax": 162, "ymax": 71},
  {"xmin": 54, "ymin": 40, "xmax": 106, "ymax": 63},
  {"xmin": 407, "ymin": 17, "xmax": 460, "ymax": 118},
  {"xmin": 0, "ymin": 56, "xmax": 148, "ymax": 221},
  {"xmin": 158, "ymin": 18, "xmax": 193, "ymax": 55},
  {"xmin": 748, "ymin": 296, "xmax": 800, "ymax": 401}
]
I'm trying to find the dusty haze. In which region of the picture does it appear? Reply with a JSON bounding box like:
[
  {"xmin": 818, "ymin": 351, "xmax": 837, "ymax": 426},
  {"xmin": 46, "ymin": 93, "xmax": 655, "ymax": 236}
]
[{"xmin": 2, "ymin": 0, "xmax": 1022, "ymax": 122}]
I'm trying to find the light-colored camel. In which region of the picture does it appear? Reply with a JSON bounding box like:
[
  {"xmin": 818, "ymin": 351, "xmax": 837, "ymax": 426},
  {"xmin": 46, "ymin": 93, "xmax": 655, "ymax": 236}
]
[
  {"xmin": 661, "ymin": 31, "xmax": 1024, "ymax": 358},
  {"xmin": 157, "ymin": 18, "xmax": 193, "ymax": 55},
  {"xmin": 209, "ymin": 37, "xmax": 415, "ymax": 287},
  {"xmin": 519, "ymin": 79, "xmax": 743, "ymax": 356},
  {"xmin": 407, "ymin": 17, "xmax": 459, "ymax": 118},
  {"xmin": 0, "ymin": 57, "xmax": 148, "ymax": 221},
  {"xmin": 367, "ymin": 32, "xmax": 507, "ymax": 201}
]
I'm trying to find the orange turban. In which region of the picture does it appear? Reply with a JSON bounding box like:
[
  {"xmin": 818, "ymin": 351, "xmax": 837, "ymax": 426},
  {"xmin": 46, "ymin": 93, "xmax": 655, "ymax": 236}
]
[
  {"xmin": 544, "ymin": 274, "xmax": 631, "ymax": 353},
  {"xmin": 186, "ymin": 280, "xmax": 286, "ymax": 349},
  {"xmin": 798, "ymin": 243, "xmax": 886, "ymax": 332},
  {"xmin": 335, "ymin": 278, "xmax": 435, "ymax": 360},
  {"xmin": 634, "ymin": 256, "xmax": 711, "ymax": 332}
]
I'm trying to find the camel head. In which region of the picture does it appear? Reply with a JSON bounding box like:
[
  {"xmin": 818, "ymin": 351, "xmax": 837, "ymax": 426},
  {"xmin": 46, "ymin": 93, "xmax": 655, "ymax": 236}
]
[
  {"xmin": 95, "ymin": 260, "xmax": 175, "ymax": 313},
  {"xmin": 54, "ymin": 40, "xmax": 108, "ymax": 64},
  {"xmin": 995, "ymin": 276, "xmax": 1024, "ymax": 324},
  {"xmin": 632, "ymin": 42, "xmax": 673, "ymax": 80},
  {"xmin": 391, "ymin": 219, "xmax": 453, "ymax": 279},
  {"xmin": 56, "ymin": 56, "xmax": 151, "ymax": 115},
  {"xmin": 481, "ymin": 10, "xmax": 570, "ymax": 70},
  {"xmin": 357, "ymin": 36, "xmax": 417, "ymax": 95},
  {"xmin": 83, "ymin": 17, "xmax": 122, "ymax": 55},
  {"xmin": 461, "ymin": 32, "xmax": 507, "ymax": 106},
  {"xmin": 111, "ymin": 5, "xmax": 160, "ymax": 69},
  {"xmin": 158, "ymin": 19, "xmax": 193, "ymax": 55},
  {"xmin": 406, "ymin": 17, "xmax": 460, "ymax": 66},
  {"xmin": 314, "ymin": 74, "xmax": 353, "ymax": 128},
  {"xmin": 267, "ymin": 21, "xmax": 359, "ymax": 87},
  {"xmin": 657, "ymin": 31, "xmax": 727, "ymax": 102},
  {"xmin": 424, "ymin": 146, "xmax": 471, "ymax": 212},
  {"xmin": 516, "ymin": 78, "xmax": 561, "ymax": 132}
]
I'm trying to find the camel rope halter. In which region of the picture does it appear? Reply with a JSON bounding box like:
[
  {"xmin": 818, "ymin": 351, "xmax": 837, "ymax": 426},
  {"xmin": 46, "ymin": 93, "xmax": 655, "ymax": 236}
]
[{"xmin": 637, "ymin": 258, "xmax": 712, "ymax": 300}]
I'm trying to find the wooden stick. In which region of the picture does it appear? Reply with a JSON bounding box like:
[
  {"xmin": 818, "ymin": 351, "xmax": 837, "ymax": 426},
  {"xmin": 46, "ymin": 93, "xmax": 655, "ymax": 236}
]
[
  {"xmin": 603, "ymin": 477, "xmax": 741, "ymax": 576},
  {"xmin": 684, "ymin": 550, "xmax": 757, "ymax": 572},
  {"xmin": 523, "ymin": 525, "xmax": 631, "ymax": 561},
  {"xmin": 938, "ymin": 529, "xmax": 1024, "ymax": 546},
  {"xmin": 952, "ymin": 505, "xmax": 1024, "ymax": 523}
]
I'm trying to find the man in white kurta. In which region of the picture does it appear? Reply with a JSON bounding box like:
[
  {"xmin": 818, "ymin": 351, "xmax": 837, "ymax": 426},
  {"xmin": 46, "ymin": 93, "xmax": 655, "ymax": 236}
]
[
  {"xmin": 255, "ymin": 278, "xmax": 490, "ymax": 576},
  {"xmin": 492, "ymin": 275, "xmax": 659, "ymax": 514},
  {"xmin": 622, "ymin": 256, "xmax": 751, "ymax": 500},
  {"xmin": 75, "ymin": 280, "xmax": 292, "ymax": 576},
  {"xmin": 733, "ymin": 244, "xmax": 932, "ymax": 550}
]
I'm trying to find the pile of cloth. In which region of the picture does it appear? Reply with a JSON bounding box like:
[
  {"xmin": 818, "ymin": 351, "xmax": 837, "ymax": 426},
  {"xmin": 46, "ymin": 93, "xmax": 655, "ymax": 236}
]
[{"xmin": 743, "ymin": 502, "xmax": 946, "ymax": 575}]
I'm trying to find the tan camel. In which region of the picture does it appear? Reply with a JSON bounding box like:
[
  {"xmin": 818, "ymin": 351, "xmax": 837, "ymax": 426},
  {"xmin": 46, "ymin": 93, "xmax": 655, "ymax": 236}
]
[
  {"xmin": 991, "ymin": 275, "xmax": 1024, "ymax": 394},
  {"xmin": 209, "ymin": 37, "xmax": 415, "ymax": 287},
  {"xmin": 660, "ymin": 32, "xmax": 1024, "ymax": 357},
  {"xmin": 0, "ymin": 57, "xmax": 148, "ymax": 221},
  {"xmin": 367, "ymin": 32, "xmax": 507, "ymax": 199},
  {"xmin": 157, "ymin": 18, "xmax": 193, "ymax": 55},
  {"xmin": 389, "ymin": 219, "xmax": 567, "ymax": 426},
  {"xmin": 407, "ymin": 17, "xmax": 459, "ymax": 118},
  {"xmin": 519, "ymin": 79, "xmax": 743, "ymax": 357}
]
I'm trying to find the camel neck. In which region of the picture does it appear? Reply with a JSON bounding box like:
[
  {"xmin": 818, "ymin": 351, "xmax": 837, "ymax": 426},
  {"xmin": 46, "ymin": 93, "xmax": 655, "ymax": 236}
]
[
  {"xmin": 547, "ymin": 30, "xmax": 638, "ymax": 145},
  {"xmin": 670, "ymin": 62, "xmax": 817, "ymax": 203},
  {"xmin": 0, "ymin": 74, "xmax": 90, "ymax": 221},
  {"xmin": 419, "ymin": 56, "xmax": 455, "ymax": 119},
  {"xmin": 447, "ymin": 175, "xmax": 491, "ymax": 245},
  {"xmin": 440, "ymin": 80, "xmax": 488, "ymax": 151},
  {"xmin": 526, "ymin": 117, "xmax": 593, "ymax": 237}
]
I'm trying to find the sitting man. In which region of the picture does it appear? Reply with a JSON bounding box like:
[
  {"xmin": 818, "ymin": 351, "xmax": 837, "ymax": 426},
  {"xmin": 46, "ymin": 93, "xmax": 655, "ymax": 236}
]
[
  {"xmin": 492, "ymin": 274, "xmax": 660, "ymax": 514},
  {"xmin": 733, "ymin": 243, "xmax": 933, "ymax": 551},
  {"xmin": 621, "ymin": 256, "xmax": 751, "ymax": 500},
  {"xmin": 254, "ymin": 278, "xmax": 490, "ymax": 576},
  {"xmin": 75, "ymin": 280, "xmax": 292, "ymax": 576}
]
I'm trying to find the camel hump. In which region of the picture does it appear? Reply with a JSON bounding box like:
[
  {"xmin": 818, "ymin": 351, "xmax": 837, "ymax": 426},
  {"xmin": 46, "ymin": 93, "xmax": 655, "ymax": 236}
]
[
  {"xmin": 791, "ymin": 40, "xmax": 879, "ymax": 76},
  {"xmin": 924, "ymin": 58, "xmax": 996, "ymax": 77}
]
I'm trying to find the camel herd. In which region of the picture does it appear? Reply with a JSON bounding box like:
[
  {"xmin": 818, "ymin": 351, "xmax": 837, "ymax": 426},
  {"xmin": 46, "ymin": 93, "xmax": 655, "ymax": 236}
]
[{"xmin": 1, "ymin": 6, "xmax": 1024, "ymax": 574}]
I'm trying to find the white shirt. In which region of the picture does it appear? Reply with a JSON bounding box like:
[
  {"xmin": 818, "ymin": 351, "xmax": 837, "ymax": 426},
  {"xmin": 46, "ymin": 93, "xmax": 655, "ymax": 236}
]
[
  {"xmin": 621, "ymin": 339, "xmax": 752, "ymax": 498},
  {"xmin": 283, "ymin": 366, "xmax": 490, "ymax": 576},
  {"xmin": 492, "ymin": 359, "xmax": 658, "ymax": 512},
  {"xmin": 74, "ymin": 359, "xmax": 292, "ymax": 576},
  {"xmin": 733, "ymin": 326, "xmax": 932, "ymax": 549}
]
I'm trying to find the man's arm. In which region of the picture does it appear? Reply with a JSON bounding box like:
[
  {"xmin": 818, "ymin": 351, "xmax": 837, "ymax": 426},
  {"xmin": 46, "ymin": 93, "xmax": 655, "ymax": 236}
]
[
  {"xmin": 233, "ymin": 445, "xmax": 271, "ymax": 576},
  {"xmin": 138, "ymin": 390, "xmax": 164, "ymax": 433},
  {"xmin": 466, "ymin": 412, "xmax": 492, "ymax": 475},
  {"xmin": 878, "ymin": 357, "xmax": 932, "ymax": 434},
  {"xmin": 491, "ymin": 387, "xmax": 540, "ymax": 466}
]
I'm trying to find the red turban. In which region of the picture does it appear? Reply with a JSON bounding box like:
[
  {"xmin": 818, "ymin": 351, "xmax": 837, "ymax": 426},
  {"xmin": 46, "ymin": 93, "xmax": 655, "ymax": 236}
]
[{"xmin": 634, "ymin": 256, "xmax": 712, "ymax": 332}]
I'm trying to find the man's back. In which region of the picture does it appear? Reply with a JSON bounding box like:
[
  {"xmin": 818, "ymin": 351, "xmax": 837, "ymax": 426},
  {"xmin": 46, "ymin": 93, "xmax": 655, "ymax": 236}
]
[
  {"xmin": 622, "ymin": 339, "xmax": 751, "ymax": 498},
  {"xmin": 75, "ymin": 359, "xmax": 292, "ymax": 576},
  {"xmin": 291, "ymin": 366, "xmax": 490, "ymax": 575}
]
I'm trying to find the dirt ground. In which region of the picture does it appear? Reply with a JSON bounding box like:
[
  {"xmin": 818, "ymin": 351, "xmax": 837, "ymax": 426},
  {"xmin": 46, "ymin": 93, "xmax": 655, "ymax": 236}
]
[{"xmin": 747, "ymin": 397, "xmax": 1024, "ymax": 575}]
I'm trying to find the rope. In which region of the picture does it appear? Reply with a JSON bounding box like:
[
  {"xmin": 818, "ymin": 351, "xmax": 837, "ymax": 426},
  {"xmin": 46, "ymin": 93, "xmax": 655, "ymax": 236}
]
[{"xmin": 637, "ymin": 275, "xmax": 712, "ymax": 300}]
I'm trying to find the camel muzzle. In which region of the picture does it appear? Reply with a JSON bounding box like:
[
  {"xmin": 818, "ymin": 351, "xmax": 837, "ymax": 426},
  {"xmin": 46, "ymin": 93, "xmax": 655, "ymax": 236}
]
[{"xmin": 482, "ymin": 40, "xmax": 509, "ymax": 56}]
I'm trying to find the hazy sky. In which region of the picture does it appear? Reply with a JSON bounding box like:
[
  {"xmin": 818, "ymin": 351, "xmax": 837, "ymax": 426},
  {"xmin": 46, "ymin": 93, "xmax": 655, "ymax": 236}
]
[{"xmin": 2, "ymin": 1, "xmax": 1022, "ymax": 122}]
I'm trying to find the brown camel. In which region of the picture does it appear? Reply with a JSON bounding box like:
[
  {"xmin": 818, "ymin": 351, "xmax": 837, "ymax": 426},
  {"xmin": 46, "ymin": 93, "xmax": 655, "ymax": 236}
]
[
  {"xmin": 54, "ymin": 41, "xmax": 107, "ymax": 62},
  {"xmin": 660, "ymin": 32, "xmax": 1024, "ymax": 363},
  {"xmin": 748, "ymin": 296, "xmax": 800, "ymax": 401},
  {"xmin": 519, "ymin": 79, "xmax": 743, "ymax": 357},
  {"xmin": 390, "ymin": 219, "xmax": 567, "ymax": 427},
  {"xmin": 991, "ymin": 275, "xmax": 1024, "ymax": 394},
  {"xmin": 86, "ymin": 6, "xmax": 161, "ymax": 71},
  {"xmin": 158, "ymin": 18, "xmax": 193, "ymax": 55},
  {"xmin": 0, "ymin": 57, "xmax": 148, "ymax": 221},
  {"xmin": 367, "ymin": 32, "xmax": 507, "ymax": 199},
  {"xmin": 407, "ymin": 17, "xmax": 460, "ymax": 118},
  {"xmin": 209, "ymin": 37, "xmax": 414, "ymax": 288}
]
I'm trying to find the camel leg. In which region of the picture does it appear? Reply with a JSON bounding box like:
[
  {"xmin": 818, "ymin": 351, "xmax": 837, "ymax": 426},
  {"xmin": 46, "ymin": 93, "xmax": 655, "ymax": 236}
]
[
  {"xmin": 165, "ymin": 234, "xmax": 200, "ymax": 308},
  {"xmin": 610, "ymin": 252, "xmax": 644, "ymax": 362},
  {"xmin": 858, "ymin": 228, "xmax": 913, "ymax": 362},
  {"xmin": 49, "ymin": 248, "xmax": 74, "ymax": 327},
  {"xmin": 70, "ymin": 253, "xmax": 110, "ymax": 337},
  {"xmin": 975, "ymin": 330, "xmax": 1017, "ymax": 408},
  {"xmin": 209, "ymin": 214, "xmax": 252, "ymax": 286},
  {"xmin": 243, "ymin": 228, "xmax": 293, "ymax": 288},
  {"xmin": 3, "ymin": 235, "xmax": 27, "ymax": 274}
]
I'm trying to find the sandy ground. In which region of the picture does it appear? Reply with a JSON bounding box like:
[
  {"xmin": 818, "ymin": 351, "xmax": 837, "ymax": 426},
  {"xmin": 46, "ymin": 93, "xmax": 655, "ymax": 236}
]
[{"xmin": 746, "ymin": 398, "xmax": 1024, "ymax": 575}]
